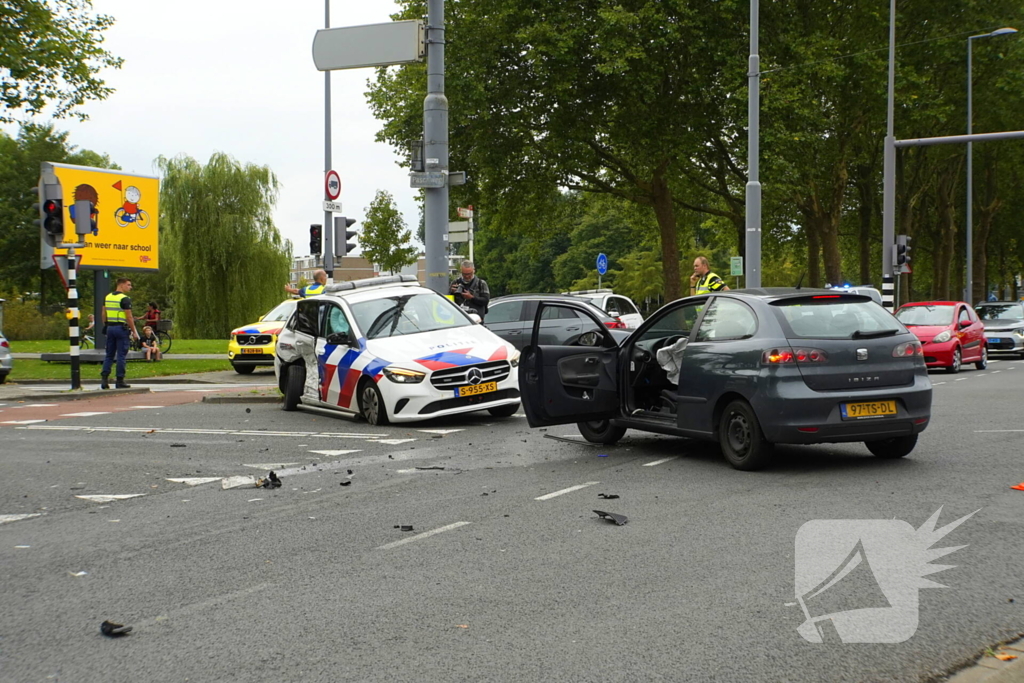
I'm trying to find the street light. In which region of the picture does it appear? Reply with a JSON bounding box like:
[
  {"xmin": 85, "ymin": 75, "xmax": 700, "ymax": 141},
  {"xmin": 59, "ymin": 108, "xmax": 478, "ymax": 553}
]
[{"xmin": 966, "ymin": 27, "xmax": 1017, "ymax": 304}]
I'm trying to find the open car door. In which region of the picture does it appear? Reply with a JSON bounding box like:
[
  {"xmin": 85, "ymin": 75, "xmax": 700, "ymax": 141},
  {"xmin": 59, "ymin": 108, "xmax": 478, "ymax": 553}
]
[{"xmin": 519, "ymin": 300, "xmax": 621, "ymax": 427}]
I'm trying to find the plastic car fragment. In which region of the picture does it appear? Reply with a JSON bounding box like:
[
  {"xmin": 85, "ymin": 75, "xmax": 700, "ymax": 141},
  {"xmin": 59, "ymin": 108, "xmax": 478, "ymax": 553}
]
[{"xmin": 593, "ymin": 510, "xmax": 628, "ymax": 526}]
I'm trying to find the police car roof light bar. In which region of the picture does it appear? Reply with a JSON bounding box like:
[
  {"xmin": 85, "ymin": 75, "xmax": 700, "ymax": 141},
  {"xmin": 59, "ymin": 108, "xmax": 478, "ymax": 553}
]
[{"xmin": 325, "ymin": 274, "xmax": 419, "ymax": 293}]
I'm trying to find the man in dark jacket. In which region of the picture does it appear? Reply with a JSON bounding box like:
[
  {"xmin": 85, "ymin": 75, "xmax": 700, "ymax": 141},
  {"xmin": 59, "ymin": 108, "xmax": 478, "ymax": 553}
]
[{"xmin": 450, "ymin": 260, "xmax": 490, "ymax": 318}]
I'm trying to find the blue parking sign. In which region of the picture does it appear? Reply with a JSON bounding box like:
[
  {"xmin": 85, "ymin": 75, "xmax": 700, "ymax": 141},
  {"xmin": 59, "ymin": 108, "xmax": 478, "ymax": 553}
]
[{"xmin": 596, "ymin": 253, "xmax": 608, "ymax": 275}]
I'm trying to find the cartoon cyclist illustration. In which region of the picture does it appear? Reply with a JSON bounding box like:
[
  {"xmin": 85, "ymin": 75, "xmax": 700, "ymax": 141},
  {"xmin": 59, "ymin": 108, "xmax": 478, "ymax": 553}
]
[
  {"xmin": 113, "ymin": 182, "xmax": 151, "ymax": 228},
  {"xmin": 69, "ymin": 184, "xmax": 101, "ymax": 236}
]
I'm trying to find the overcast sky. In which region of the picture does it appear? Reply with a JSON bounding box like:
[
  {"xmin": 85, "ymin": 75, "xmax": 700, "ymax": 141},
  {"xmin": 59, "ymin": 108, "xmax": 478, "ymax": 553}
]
[{"xmin": 8, "ymin": 0, "xmax": 420, "ymax": 258}]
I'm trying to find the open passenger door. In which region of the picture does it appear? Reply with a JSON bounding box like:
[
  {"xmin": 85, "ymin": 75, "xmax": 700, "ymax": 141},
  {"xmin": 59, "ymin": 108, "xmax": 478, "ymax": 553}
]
[{"xmin": 519, "ymin": 301, "xmax": 621, "ymax": 427}]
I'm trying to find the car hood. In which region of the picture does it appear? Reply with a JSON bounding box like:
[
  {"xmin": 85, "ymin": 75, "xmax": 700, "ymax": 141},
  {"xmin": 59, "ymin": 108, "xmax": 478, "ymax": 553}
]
[
  {"xmin": 906, "ymin": 325, "xmax": 951, "ymax": 342},
  {"xmin": 981, "ymin": 319, "xmax": 1023, "ymax": 331},
  {"xmin": 365, "ymin": 325, "xmax": 517, "ymax": 370},
  {"xmin": 231, "ymin": 321, "xmax": 285, "ymax": 336}
]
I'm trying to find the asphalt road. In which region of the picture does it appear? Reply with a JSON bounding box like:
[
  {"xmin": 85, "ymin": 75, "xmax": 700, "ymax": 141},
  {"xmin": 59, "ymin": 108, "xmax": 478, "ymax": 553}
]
[{"xmin": 1, "ymin": 359, "xmax": 1022, "ymax": 682}]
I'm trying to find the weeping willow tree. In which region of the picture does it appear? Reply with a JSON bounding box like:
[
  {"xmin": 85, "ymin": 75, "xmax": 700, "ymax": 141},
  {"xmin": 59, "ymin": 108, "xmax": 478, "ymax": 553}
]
[{"xmin": 157, "ymin": 153, "xmax": 291, "ymax": 338}]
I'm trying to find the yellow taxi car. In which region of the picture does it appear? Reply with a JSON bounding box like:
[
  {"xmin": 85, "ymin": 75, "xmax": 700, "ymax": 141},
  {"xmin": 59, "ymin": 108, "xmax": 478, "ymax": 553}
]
[{"xmin": 227, "ymin": 299, "xmax": 297, "ymax": 374}]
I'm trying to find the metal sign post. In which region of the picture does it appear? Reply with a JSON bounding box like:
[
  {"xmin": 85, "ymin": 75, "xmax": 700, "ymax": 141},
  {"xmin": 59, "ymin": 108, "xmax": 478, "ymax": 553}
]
[{"xmin": 597, "ymin": 253, "xmax": 608, "ymax": 290}]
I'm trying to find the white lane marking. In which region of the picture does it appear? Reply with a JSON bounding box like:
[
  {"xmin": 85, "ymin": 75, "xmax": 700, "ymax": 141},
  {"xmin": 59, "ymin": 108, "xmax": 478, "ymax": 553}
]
[
  {"xmin": 2, "ymin": 420, "xmax": 47, "ymax": 425},
  {"xmin": 19, "ymin": 404, "xmax": 59, "ymax": 408},
  {"xmin": 59, "ymin": 411, "xmax": 112, "ymax": 417},
  {"xmin": 642, "ymin": 457, "xmax": 678, "ymax": 467},
  {"xmin": 166, "ymin": 477, "xmax": 222, "ymax": 486},
  {"xmin": 23, "ymin": 425, "xmax": 389, "ymax": 439},
  {"xmin": 377, "ymin": 521, "xmax": 472, "ymax": 550},
  {"xmin": 417, "ymin": 429, "xmax": 464, "ymax": 435},
  {"xmin": 974, "ymin": 430, "xmax": 1024, "ymax": 433},
  {"xmin": 75, "ymin": 494, "xmax": 146, "ymax": 503},
  {"xmin": 955, "ymin": 378, "xmax": 968, "ymax": 381},
  {"xmin": 242, "ymin": 463, "xmax": 300, "ymax": 469},
  {"xmin": 308, "ymin": 450, "xmax": 360, "ymax": 457},
  {"xmin": 374, "ymin": 438, "xmax": 416, "ymax": 445},
  {"xmin": 992, "ymin": 371, "xmax": 1001, "ymax": 374},
  {"xmin": 535, "ymin": 482, "xmax": 600, "ymax": 501},
  {"xmin": 0, "ymin": 513, "xmax": 42, "ymax": 525},
  {"xmin": 933, "ymin": 382, "xmax": 946, "ymax": 386}
]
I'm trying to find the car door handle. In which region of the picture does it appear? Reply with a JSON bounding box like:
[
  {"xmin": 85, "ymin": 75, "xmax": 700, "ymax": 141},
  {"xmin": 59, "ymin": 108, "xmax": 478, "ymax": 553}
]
[
  {"xmin": 584, "ymin": 357, "xmax": 598, "ymax": 365},
  {"xmin": 507, "ymin": 330, "xmax": 521, "ymax": 335},
  {"xmin": 566, "ymin": 327, "xmax": 580, "ymax": 332}
]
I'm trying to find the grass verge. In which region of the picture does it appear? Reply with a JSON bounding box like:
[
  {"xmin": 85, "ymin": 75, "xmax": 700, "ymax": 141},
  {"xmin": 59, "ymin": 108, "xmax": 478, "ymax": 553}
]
[
  {"xmin": 8, "ymin": 339, "xmax": 227, "ymax": 354},
  {"xmin": 6, "ymin": 359, "xmax": 232, "ymax": 381}
]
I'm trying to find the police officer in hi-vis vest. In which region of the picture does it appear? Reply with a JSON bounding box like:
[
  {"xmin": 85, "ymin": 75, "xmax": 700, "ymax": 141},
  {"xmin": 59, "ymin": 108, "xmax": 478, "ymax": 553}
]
[
  {"xmin": 689, "ymin": 256, "xmax": 730, "ymax": 296},
  {"xmin": 101, "ymin": 277, "xmax": 140, "ymax": 389},
  {"xmin": 284, "ymin": 269, "xmax": 327, "ymax": 298}
]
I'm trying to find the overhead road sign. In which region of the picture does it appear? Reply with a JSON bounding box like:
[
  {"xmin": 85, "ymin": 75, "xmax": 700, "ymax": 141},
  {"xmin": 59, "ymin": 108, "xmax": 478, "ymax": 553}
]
[
  {"xmin": 313, "ymin": 21, "xmax": 425, "ymax": 71},
  {"xmin": 325, "ymin": 170, "xmax": 341, "ymax": 200},
  {"xmin": 40, "ymin": 162, "xmax": 160, "ymax": 272}
]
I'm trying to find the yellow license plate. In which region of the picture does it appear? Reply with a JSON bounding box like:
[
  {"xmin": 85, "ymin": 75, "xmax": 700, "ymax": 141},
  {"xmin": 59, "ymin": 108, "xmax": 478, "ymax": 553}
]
[
  {"xmin": 457, "ymin": 381, "xmax": 497, "ymax": 397},
  {"xmin": 842, "ymin": 400, "xmax": 897, "ymax": 419},
  {"xmin": 241, "ymin": 348, "xmax": 264, "ymax": 354}
]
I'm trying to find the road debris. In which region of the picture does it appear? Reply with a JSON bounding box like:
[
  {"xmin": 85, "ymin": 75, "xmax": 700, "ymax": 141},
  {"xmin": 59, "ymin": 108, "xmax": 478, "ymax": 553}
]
[
  {"xmin": 169, "ymin": 443, "xmax": 187, "ymax": 448},
  {"xmin": 394, "ymin": 525, "xmax": 414, "ymax": 532},
  {"xmin": 68, "ymin": 571, "xmax": 88, "ymax": 577},
  {"xmin": 542, "ymin": 434, "xmax": 597, "ymax": 446},
  {"xmin": 995, "ymin": 653, "xmax": 1018, "ymax": 661},
  {"xmin": 415, "ymin": 466, "xmax": 445, "ymax": 471},
  {"xmin": 1011, "ymin": 482, "xmax": 1024, "ymax": 491},
  {"xmin": 221, "ymin": 476, "xmax": 257, "ymax": 490},
  {"xmin": 597, "ymin": 493, "xmax": 620, "ymax": 499},
  {"xmin": 256, "ymin": 471, "xmax": 282, "ymax": 489},
  {"xmin": 100, "ymin": 620, "xmax": 132, "ymax": 637},
  {"xmin": 593, "ymin": 510, "xmax": 628, "ymax": 526}
]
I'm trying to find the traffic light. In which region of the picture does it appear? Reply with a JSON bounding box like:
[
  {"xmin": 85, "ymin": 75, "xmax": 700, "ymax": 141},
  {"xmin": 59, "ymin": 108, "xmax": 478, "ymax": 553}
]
[
  {"xmin": 335, "ymin": 216, "xmax": 357, "ymax": 258},
  {"xmin": 894, "ymin": 234, "xmax": 912, "ymax": 267},
  {"xmin": 309, "ymin": 224, "xmax": 323, "ymax": 255},
  {"xmin": 33, "ymin": 180, "xmax": 65, "ymax": 248},
  {"xmin": 69, "ymin": 200, "xmax": 97, "ymax": 236}
]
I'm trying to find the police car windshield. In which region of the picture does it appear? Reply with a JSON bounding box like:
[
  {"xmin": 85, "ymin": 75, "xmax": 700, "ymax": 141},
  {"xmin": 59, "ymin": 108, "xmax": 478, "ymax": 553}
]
[
  {"xmin": 263, "ymin": 300, "xmax": 296, "ymax": 322},
  {"xmin": 351, "ymin": 293, "xmax": 472, "ymax": 340}
]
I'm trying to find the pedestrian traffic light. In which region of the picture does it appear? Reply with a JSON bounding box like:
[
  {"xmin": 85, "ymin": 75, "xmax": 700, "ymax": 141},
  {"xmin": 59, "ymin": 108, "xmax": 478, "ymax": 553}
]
[
  {"xmin": 894, "ymin": 234, "xmax": 912, "ymax": 267},
  {"xmin": 309, "ymin": 224, "xmax": 323, "ymax": 255},
  {"xmin": 335, "ymin": 216, "xmax": 357, "ymax": 258},
  {"xmin": 33, "ymin": 180, "xmax": 66, "ymax": 248}
]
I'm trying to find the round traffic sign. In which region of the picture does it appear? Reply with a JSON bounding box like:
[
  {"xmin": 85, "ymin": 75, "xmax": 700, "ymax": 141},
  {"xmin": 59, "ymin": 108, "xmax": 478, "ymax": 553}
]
[
  {"xmin": 325, "ymin": 170, "xmax": 341, "ymax": 200},
  {"xmin": 596, "ymin": 253, "xmax": 608, "ymax": 275}
]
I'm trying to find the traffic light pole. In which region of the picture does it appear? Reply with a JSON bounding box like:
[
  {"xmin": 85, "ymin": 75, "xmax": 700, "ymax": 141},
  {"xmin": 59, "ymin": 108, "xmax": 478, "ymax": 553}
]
[
  {"xmin": 323, "ymin": 0, "xmax": 334, "ymax": 279},
  {"xmin": 423, "ymin": 0, "xmax": 450, "ymax": 295}
]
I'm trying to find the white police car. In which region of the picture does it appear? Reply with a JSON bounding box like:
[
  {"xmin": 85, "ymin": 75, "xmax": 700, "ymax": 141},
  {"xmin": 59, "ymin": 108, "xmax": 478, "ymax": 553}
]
[{"xmin": 274, "ymin": 275, "xmax": 521, "ymax": 425}]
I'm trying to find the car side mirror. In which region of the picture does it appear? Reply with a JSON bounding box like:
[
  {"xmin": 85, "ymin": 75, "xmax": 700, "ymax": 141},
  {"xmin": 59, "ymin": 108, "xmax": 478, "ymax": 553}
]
[
  {"xmin": 326, "ymin": 331, "xmax": 351, "ymax": 346},
  {"xmin": 468, "ymin": 313, "xmax": 482, "ymax": 324},
  {"xmin": 258, "ymin": 315, "xmax": 265, "ymax": 322},
  {"xmin": 959, "ymin": 320, "xmax": 972, "ymax": 328}
]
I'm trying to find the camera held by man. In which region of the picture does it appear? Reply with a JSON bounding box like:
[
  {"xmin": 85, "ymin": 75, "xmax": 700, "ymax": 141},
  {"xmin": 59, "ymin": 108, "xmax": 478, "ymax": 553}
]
[{"xmin": 449, "ymin": 260, "xmax": 490, "ymax": 319}]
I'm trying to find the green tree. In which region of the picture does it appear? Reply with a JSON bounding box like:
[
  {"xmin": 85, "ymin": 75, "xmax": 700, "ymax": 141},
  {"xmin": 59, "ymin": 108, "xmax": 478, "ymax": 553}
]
[
  {"xmin": 360, "ymin": 190, "xmax": 418, "ymax": 275},
  {"xmin": 156, "ymin": 153, "xmax": 291, "ymax": 338},
  {"xmin": 1, "ymin": 0, "xmax": 123, "ymax": 123},
  {"xmin": 0, "ymin": 123, "xmax": 117, "ymax": 302}
]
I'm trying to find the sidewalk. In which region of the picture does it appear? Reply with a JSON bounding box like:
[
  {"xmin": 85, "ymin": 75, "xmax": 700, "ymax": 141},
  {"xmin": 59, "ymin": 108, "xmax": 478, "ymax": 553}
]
[
  {"xmin": 0, "ymin": 369, "xmax": 276, "ymax": 403},
  {"xmin": 10, "ymin": 353, "xmax": 222, "ymax": 360},
  {"xmin": 945, "ymin": 637, "xmax": 1024, "ymax": 682}
]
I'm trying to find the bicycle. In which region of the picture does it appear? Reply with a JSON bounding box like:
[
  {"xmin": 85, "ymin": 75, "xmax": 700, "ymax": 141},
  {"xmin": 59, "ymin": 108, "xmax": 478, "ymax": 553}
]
[{"xmin": 114, "ymin": 208, "xmax": 151, "ymax": 228}]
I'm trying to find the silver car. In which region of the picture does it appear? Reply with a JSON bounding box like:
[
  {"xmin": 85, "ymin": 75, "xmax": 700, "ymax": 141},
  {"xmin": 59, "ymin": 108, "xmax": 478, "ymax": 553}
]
[
  {"xmin": 975, "ymin": 301, "xmax": 1024, "ymax": 357},
  {"xmin": 0, "ymin": 331, "xmax": 12, "ymax": 384}
]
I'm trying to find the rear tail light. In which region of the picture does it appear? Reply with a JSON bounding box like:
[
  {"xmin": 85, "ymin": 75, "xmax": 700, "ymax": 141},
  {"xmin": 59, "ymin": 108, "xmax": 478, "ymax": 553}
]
[
  {"xmin": 0, "ymin": 340, "xmax": 8, "ymax": 348},
  {"xmin": 603, "ymin": 319, "xmax": 627, "ymax": 329},
  {"xmin": 762, "ymin": 347, "xmax": 828, "ymax": 364},
  {"xmin": 892, "ymin": 341, "xmax": 923, "ymax": 357}
]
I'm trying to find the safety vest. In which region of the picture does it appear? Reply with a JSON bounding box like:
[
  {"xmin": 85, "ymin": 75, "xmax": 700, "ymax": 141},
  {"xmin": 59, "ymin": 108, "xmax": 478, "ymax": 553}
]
[
  {"xmin": 105, "ymin": 292, "xmax": 128, "ymax": 324},
  {"xmin": 303, "ymin": 282, "xmax": 325, "ymax": 297},
  {"xmin": 694, "ymin": 272, "xmax": 724, "ymax": 296}
]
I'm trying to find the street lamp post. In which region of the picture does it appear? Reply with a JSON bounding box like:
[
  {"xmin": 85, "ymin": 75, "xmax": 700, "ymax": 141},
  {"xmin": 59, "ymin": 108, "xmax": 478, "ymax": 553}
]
[{"xmin": 966, "ymin": 28, "xmax": 1017, "ymax": 305}]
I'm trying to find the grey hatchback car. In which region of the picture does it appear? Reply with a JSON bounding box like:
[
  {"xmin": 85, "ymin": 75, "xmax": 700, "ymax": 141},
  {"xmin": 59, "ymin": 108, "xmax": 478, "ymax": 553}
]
[
  {"xmin": 484, "ymin": 294, "xmax": 628, "ymax": 350},
  {"xmin": 519, "ymin": 289, "xmax": 932, "ymax": 470}
]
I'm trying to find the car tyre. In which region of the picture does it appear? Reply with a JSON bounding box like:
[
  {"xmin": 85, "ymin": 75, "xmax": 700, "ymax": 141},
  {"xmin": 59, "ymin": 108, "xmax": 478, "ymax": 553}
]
[
  {"xmin": 283, "ymin": 364, "xmax": 304, "ymax": 411},
  {"xmin": 232, "ymin": 363, "xmax": 255, "ymax": 375},
  {"xmin": 945, "ymin": 347, "xmax": 961, "ymax": 374},
  {"xmin": 488, "ymin": 403, "xmax": 520, "ymax": 418},
  {"xmin": 975, "ymin": 346, "xmax": 987, "ymax": 371},
  {"xmin": 865, "ymin": 434, "xmax": 917, "ymax": 459},
  {"xmin": 577, "ymin": 419, "xmax": 627, "ymax": 444},
  {"xmin": 0, "ymin": 373, "xmax": 7, "ymax": 384},
  {"xmin": 359, "ymin": 379, "xmax": 389, "ymax": 426},
  {"xmin": 719, "ymin": 399, "xmax": 772, "ymax": 471}
]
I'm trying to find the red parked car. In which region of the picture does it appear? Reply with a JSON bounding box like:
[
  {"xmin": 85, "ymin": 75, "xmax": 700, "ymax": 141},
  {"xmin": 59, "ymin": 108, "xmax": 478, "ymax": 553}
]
[{"xmin": 894, "ymin": 301, "xmax": 987, "ymax": 373}]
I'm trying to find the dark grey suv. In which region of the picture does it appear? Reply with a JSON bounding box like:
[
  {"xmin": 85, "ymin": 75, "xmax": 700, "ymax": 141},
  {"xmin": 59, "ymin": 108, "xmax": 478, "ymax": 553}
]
[
  {"xmin": 519, "ymin": 289, "xmax": 932, "ymax": 470},
  {"xmin": 484, "ymin": 294, "xmax": 628, "ymax": 350}
]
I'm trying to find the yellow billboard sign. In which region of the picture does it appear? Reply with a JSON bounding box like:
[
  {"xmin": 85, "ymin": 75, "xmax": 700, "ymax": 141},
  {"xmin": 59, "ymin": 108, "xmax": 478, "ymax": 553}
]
[{"xmin": 42, "ymin": 162, "xmax": 161, "ymax": 272}]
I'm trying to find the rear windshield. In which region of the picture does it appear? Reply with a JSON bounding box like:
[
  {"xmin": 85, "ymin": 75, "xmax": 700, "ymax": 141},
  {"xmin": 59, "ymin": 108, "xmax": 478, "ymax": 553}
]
[
  {"xmin": 895, "ymin": 305, "xmax": 954, "ymax": 326},
  {"xmin": 975, "ymin": 304, "xmax": 1024, "ymax": 321},
  {"xmin": 773, "ymin": 297, "xmax": 905, "ymax": 339}
]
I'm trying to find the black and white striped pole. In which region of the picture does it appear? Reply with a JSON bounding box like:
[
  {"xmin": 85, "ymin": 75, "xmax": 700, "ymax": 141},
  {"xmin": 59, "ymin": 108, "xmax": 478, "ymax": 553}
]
[{"xmin": 67, "ymin": 199, "xmax": 93, "ymax": 391}]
